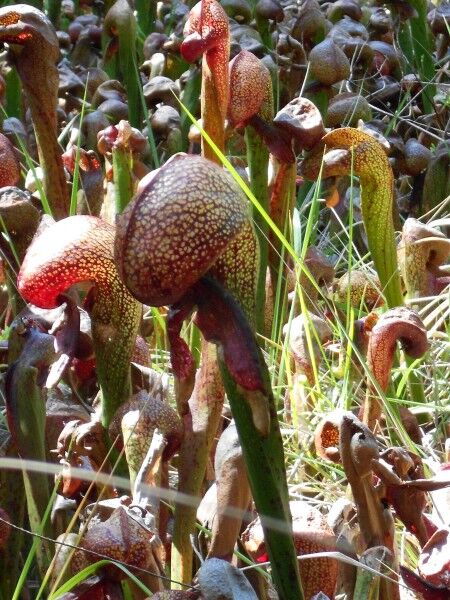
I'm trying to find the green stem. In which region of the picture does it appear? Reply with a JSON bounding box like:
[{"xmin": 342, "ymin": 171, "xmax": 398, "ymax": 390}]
[
  {"xmin": 246, "ymin": 125, "xmax": 269, "ymax": 333},
  {"xmin": 0, "ymin": 464, "xmax": 25, "ymax": 599},
  {"xmin": 8, "ymin": 367, "xmax": 53, "ymax": 574},
  {"xmin": 220, "ymin": 362, "xmax": 304, "ymax": 600},
  {"xmin": 104, "ymin": 0, "xmax": 142, "ymax": 128},
  {"xmin": 44, "ymin": 0, "xmax": 60, "ymax": 27},
  {"xmin": 12, "ymin": 480, "xmax": 58, "ymax": 600},
  {"xmin": 119, "ymin": 34, "xmax": 142, "ymax": 129},
  {"xmin": 359, "ymin": 176, "xmax": 403, "ymax": 309},
  {"xmin": 112, "ymin": 145, "xmax": 134, "ymax": 214},
  {"xmin": 4, "ymin": 66, "xmax": 21, "ymax": 121},
  {"xmin": 254, "ymin": 14, "xmax": 272, "ymax": 48},
  {"xmin": 353, "ymin": 565, "xmax": 381, "ymax": 600},
  {"xmin": 92, "ymin": 291, "xmax": 141, "ymax": 428},
  {"xmin": 398, "ymin": 1, "xmax": 435, "ymax": 114},
  {"xmin": 171, "ymin": 342, "xmax": 224, "ymax": 586},
  {"xmin": 180, "ymin": 67, "xmax": 201, "ymax": 151},
  {"xmin": 397, "ymin": 25, "xmax": 415, "ymax": 70},
  {"xmin": 269, "ymin": 162, "xmax": 296, "ymax": 292},
  {"xmin": 135, "ymin": 0, "xmax": 156, "ymax": 37}
]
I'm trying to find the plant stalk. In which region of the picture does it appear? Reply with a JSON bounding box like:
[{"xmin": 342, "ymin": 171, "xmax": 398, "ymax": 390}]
[
  {"xmin": 269, "ymin": 161, "xmax": 296, "ymax": 292},
  {"xmin": 4, "ymin": 66, "xmax": 22, "ymax": 121},
  {"xmin": 220, "ymin": 361, "xmax": 304, "ymax": 600},
  {"xmin": 171, "ymin": 340, "xmax": 224, "ymax": 585},
  {"xmin": 44, "ymin": 0, "xmax": 60, "ymax": 27},
  {"xmin": 112, "ymin": 145, "xmax": 134, "ymax": 215},
  {"xmin": 0, "ymin": 461, "xmax": 26, "ymax": 598},
  {"xmin": 397, "ymin": 0, "xmax": 435, "ymax": 114},
  {"xmin": 135, "ymin": 0, "xmax": 156, "ymax": 37},
  {"xmin": 104, "ymin": 0, "xmax": 142, "ymax": 129},
  {"xmin": 5, "ymin": 364, "xmax": 53, "ymax": 574},
  {"xmin": 246, "ymin": 125, "xmax": 269, "ymax": 333},
  {"xmin": 18, "ymin": 69, "xmax": 68, "ymax": 219}
]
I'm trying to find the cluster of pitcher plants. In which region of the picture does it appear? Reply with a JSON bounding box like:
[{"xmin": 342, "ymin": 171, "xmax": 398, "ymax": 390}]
[{"xmin": 0, "ymin": 0, "xmax": 449, "ymax": 598}]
